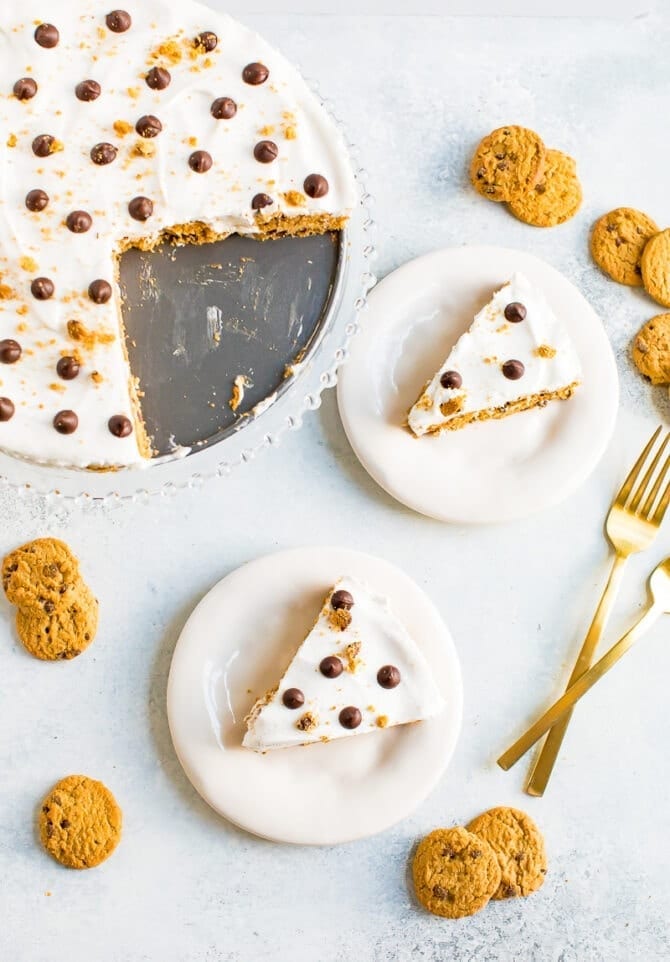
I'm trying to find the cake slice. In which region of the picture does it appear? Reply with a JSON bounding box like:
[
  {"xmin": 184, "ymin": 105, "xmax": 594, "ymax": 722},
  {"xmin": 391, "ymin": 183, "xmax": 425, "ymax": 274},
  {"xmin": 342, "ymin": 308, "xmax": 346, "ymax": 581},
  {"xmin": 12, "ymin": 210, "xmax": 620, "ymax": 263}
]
[
  {"xmin": 243, "ymin": 577, "xmax": 445, "ymax": 752},
  {"xmin": 408, "ymin": 272, "xmax": 581, "ymax": 437}
]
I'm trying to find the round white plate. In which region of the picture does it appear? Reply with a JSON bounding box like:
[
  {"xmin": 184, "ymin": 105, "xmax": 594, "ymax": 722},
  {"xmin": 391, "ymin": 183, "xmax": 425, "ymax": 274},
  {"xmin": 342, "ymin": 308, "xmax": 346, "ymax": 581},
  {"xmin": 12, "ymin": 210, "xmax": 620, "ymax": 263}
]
[
  {"xmin": 337, "ymin": 246, "xmax": 619, "ymax": 524},
  {"xmin": 167, "ymin": 546, "xmax": 462, "ymax": 845}
]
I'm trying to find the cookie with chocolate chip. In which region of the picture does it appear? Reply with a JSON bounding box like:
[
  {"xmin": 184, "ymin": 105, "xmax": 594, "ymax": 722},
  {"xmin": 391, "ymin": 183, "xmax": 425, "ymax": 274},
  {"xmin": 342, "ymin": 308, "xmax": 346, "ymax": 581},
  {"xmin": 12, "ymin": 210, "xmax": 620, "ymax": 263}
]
[
  {"xmin": 39, "ymin": 775, "xmax": 122, "ymax": 869},
  {"xmin": 470, "ymin": 125, "xmax": 546, "ymax": 203},
  {"xmin": 412, "ymin": 826, "xmax": 502, "ymax": 918},
  {"xmin": 633, "ymin": 313, "xmax": 670, "ymax": 384},
  {"xmin": 591, "ymin": 208, "xmax": 659, "ymax": 287},
  {"xmin": 641, "ymin": 228, "xmax": 670, "ymax": 308},
  {"xmin": 16, "ymin": 585, "xmax": 98, "ymax": 661},
  {"xmin": 508, "ymin": 148, "xmax": 582, "ymax": 227},
  {"xmin": 467, "ymin": 807, "xmax": 547, "ymax": 900}
]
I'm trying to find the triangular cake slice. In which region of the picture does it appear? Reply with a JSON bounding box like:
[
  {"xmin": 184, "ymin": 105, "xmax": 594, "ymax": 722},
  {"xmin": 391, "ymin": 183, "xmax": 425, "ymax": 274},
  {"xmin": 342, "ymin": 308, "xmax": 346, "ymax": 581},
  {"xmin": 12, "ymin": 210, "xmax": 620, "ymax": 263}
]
[
  {"xmin": 243, "ymin": 577, "xmax": 445, "ymax": 752},
  {"xmin": 408, "ymin": 272, "xmax": 581, "ymax": 437}
]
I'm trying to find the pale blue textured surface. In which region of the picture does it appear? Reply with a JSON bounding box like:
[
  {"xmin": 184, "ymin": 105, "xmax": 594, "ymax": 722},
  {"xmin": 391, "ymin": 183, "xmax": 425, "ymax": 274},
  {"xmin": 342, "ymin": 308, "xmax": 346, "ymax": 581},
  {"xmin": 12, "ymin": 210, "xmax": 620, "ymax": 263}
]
[{"xmin": 2, "ymin": 10, "xmax": 670, "ymax": 962}]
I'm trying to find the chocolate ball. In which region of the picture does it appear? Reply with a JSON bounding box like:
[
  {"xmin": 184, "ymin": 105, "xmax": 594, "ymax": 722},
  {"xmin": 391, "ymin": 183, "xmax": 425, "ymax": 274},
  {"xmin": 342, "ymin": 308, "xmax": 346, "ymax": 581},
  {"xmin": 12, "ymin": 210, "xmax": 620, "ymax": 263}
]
[
  {"xmin": 32, "ymin": 134, "xmax": 56, "ymax": 158},
  {"xmin": 282, "ymin": 688, "xmax": 305, "ymax": 710},
  {"xmin": 304, "ymin": 174, "xmax": 329, "ymax": 199},
  {"xmin": 0, "ymin": 340, "xmax": 21, "ymax": 364},
  {"xmin": 254, "ymin": 140, "xmax": 278, "ymax": 164},
  {"xmin": 377, "ymin": 665, "xmax": 401, "ymax": 689},
  {"xmin": 90, "ymin": 142, "xmax": 117, "ymax": 166},
  {"xmin": 440, "ymin": 370, "xmax": 463, "ymax": 390},
  {"xmin": 188, "ymin": 150, "xmax": 213, "ymax": 173},
  {"xmin": 251, "ymin": 193, "xmax": 273, "ymax": 211},
  {"xmin": 0, "ymin": 398, "xmax": 15, "ymax": 422},
  {"xmin": 14, "ymin": 77, "xmax": 38, "ymax": 101},
  {"xmin": 88, "ymin": 279, "xmax": 112, "ymax": 304},
  {"xmin": 108, "ymin": 414, "xmax": 133, "ymax": 438},
  {"xmin": 106, "ymin": 10, "xmax": 132, "ymax": 33},
  {"xmin": 26, "ymin": 189, "xmax": 49, "ymax": 212},
  {"xmin": 504, "ymin": 302, "xmax": 527, "ymax": 323},
  {"xmin": 211, "ymin": 97, "xmax": 237, "ymax": 120},
  {"xmin": 31, "ymin": 277, "xmax": 55, "ymax": 300},
  {"xmin": 57, "ymin": 357, "xmax": 80, "ymax": 381},
  {"xmin": 195, "ymin": 31, "xmax": 218, "ymax": 52},
  {"xmin": 34, "ymin": 24, "xmax": 59, "ymax": 48},
  {"xmin": 66, "ymin": 210, "xmax": 93, "ymax": 234},
  {"xmin": 339, "ymin": 706, "xmax": 362, "ymax": 730},
  {"xmin": 242, "ymin": 62, "xmax": 269, "ymax": 85},
  {"xmin": 53, "ymin": 410, "xmax": 78, "ymax": 434},
  {"xmin": 502, "ymin": 359, "xmax": 525, "ymax": 380},
  {"xmin": 136, "ymin": 114, "xmax": 162, "ymax": 138},
  {"xmin": 128, "ymin": 196, "xmax": 153, "ymax": 221},
  {"xmin": 319, "ymin": 656, "xmax": 343, "ymax": 679},
  {"xmin": 145, "ymin": 67, "xmax": 171, "ymax": 91},
  {"xmin": 75, "ymin": 79, "xmax": 101, "ymax": 102},
  {"xmin": 331, "ymin": 589, "xmax": 354, "ymax": 611}
]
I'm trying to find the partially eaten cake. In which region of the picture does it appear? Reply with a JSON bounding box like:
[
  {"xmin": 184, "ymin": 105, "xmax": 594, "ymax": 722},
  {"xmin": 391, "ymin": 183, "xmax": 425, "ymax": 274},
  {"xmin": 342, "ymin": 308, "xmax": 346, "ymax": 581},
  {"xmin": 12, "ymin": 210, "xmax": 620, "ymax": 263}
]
[
  {"xmin": 408, "ymin": 273, "xmax": 581, "ymax": 437},
  {"xmin": 243, "ymin": 577, "xmax": 445, "ymax": 752},
  {"xmin": 0, "ymin": 1, "xmax": 357, "ymax": 469}
]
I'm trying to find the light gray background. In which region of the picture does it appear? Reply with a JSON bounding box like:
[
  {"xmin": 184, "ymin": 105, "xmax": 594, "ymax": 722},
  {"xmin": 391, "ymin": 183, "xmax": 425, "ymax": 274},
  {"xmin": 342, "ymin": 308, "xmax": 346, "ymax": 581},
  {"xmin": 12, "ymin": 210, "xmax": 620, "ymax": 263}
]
[{"xmin": 2, "ymin": 7, "xmax": 670, "ymax": 962}]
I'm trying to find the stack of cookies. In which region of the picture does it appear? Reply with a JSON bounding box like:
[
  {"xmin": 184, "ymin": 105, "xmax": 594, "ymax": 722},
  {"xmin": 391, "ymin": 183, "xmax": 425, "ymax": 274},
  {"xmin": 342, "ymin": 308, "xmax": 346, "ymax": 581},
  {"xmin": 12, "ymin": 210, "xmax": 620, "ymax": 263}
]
[
  {"xmin": 412, "ymin": 806, "xmax": 547, "ymax": 919},
  {"xmin": 469, "ymin": 125, "xmax": 582, "ymax": 228}
]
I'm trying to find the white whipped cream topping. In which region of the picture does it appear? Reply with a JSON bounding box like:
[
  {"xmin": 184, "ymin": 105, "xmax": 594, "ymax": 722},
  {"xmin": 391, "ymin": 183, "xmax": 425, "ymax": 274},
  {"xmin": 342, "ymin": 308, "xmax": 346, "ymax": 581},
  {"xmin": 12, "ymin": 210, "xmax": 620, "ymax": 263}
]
[
  {"xmin": 408, "ymin": 272, "xmax": 582, "ymax": 436},
  {"xmin": 243, "ymin": 576, "xmax": 445, "ymax": 752},
  {"xmin": 0, "ymin": 0, "xmax": 356, "ymax": 468}
]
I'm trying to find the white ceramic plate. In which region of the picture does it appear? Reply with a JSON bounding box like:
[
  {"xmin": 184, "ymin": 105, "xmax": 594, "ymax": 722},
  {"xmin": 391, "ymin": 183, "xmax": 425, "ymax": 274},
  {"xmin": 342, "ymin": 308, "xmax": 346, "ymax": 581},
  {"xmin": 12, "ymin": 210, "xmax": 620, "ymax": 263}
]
[
  {"xmin": 167, "ymin": 546, "xmax": 462, "ymax": 845},
  {"xmin": 337, "ymin": 246, "xmax": 619, "ymax": 524}
]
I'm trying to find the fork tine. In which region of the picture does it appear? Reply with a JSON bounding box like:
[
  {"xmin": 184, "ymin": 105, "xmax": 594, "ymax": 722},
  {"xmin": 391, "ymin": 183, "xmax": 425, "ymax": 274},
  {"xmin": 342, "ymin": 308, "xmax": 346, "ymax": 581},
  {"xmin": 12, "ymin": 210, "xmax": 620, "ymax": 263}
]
[
  {"xmin": 652, "ymin": 475, "xmax": 670, "ymax": 525},
  {"xmin": 616, "ymin": 426, "xmax": 663, "ymax": 506},
  {"xmin": 632, "ymin": 434, "xmax": 670, "ymax": 513},
  {"xmin": 641, "ymin": 449, "xmax": 670, "ymax": 518}
]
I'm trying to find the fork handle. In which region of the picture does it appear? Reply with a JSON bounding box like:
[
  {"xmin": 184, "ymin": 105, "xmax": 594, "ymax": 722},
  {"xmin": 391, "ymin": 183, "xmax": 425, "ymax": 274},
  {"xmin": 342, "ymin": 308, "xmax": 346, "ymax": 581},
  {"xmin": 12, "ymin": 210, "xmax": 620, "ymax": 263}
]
[
  {"xmin": 524, "ymin": 552, "xmax": 629, "ymax": 796},
  {"xmin": 497, "ymin": 604, "xmax": 661, "ymax": 770}
]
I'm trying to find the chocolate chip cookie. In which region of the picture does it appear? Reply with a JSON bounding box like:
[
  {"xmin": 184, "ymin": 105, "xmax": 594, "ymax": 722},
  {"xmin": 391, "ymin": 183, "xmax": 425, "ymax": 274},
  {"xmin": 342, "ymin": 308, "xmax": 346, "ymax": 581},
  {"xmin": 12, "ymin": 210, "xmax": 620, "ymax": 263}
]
[
  {"xmin": 467, "ymin": 807, "xmax": 547, "ymax": 899},
  {"xmin": 39, "ymin": 775, "xmax": 122, "ymax": 869},
  {"xmin": 470, "ymin": 125, "xmax": 547, "ymax": 203},
  {"xmin": 591, "ymin": 208, "xmax": 659, "ymax": 287},
  {"xmin": 632, "ymin": 313, "xmax": 670, "ymax": 384},
  {"xmin": 412, "ymin": 826, "xmax": 502, "ymax": 918},
  {"xmin": 508, "ymin": 149, "xmax": 582, "ymax": 227},
  {"xmin": 641, "ymin": 228, "xmax": 670, "ymax": 308}
]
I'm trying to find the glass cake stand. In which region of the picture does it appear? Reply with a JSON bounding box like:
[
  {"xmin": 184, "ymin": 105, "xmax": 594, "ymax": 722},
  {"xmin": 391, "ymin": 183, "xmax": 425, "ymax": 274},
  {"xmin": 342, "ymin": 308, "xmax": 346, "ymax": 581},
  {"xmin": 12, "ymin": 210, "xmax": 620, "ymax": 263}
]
[{"xmin": 0, "ymin": 105, "xmax": 376, "ymax": 505}]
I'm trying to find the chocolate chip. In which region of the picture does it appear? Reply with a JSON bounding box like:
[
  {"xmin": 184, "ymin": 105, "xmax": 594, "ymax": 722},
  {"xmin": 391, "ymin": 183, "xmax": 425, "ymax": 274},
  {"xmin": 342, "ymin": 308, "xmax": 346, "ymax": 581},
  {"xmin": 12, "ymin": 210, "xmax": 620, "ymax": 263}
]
[
  {"xmin": 106, "ymin": 10, "xmax": 132, "ymax": 32},
  {"xmin": 31, "ymin": 277, "xmax": 54, "ymax": 300},
  {"xmin": 76, "ymin": 79, "xmax": 101, "ymax": 102},
  {"xmin": 502, "ymin": 359, "xmax": 525, "ymax": 380},
  {"xmin": 189, "ymin": 150, "xmax": 212, "ymax": 173},
  {"xmin": 501, "ymin": 884, "xmax": 518, "ymax": 898},
  {"xmin": 242, "ymin": 62, "xmax": 269, "ymax": 85},
  {"xmin": 254, "ymin": 140, "xmax": 278, "ymax": 163},
  {"xmin": 34, "ymin": 23, "xmax": 59, "ymax": 48},
  {"xmin": 251, "ymin": 193, "xmax": 273, "ymax": 210},
  {"xmin": 319, "ymin": 655, "xmax": 343, "ymax": 679},
  {"xmin": 304, "ymin": 174, "xmax": 329, "ymax": 199},
  {"xmin": 136, "ymin": 114, "xmax": 162, "ymax": 138},
  {"xmin": 66, "ymin": 210, "xmax": 92, "ymax": 234},
  {"xmin": 14, "ymin": 77, "xmax": 37, "ymax": 101},
  {"xmin": 377, "ymin": 665, "xmax": 401, "ymax": 689},
  {"xmin": 282, "ymin": 688, "xmax": 305, "ymax": 709},
  {"xmin": 128, "ymin": 196, "xmax": 153, "ymax": 221},
  {"xmin": 53, "ymin": 410, "xmax": 78, "ymax": 434},
  {"xmin": 32, "ymin": 134, "xmax": 56, "ymax": 158},
  {"xmin": 339, "ymin": 706, "xmax": 362, "ymax": 729},
  {"xmin": 504, "ymin": 301, "xmax": 527, "ymax": 323},
  {"xmin": 60, "ymin": 819, "xmax": 70, "ymax": 829},
  {"xmin": 440, "ymin": 370, "xmax": 462, "ymax": 390},
  {"xmin": 57, "ymin": 357, "xmax": 80, "ymax": 381},
  {"xmin": 88, "ymin": 279, "xmax": 112, "ymax": 304},
  {"xmin": 471, "ymin": 849, "xmax": 482, "ymax": 859},
  {"xmin": 331, "ymin": 589, "xmax": 354, "ymax": 610},
  {"xmin": 0, "ymin": 398, "xmax": 15, "ymax": 422},
  {"xmin": 44, "ymin": 600, "xmax": 55, "ymax": 613},
  {"xmin": 145, "ymin": 67, "xmax": 171, "ymax": 90},
  {"xmin": 108, "ymin": 414, "xmax": 133, "ymax": 438},
  {"xmin": 45, "ymin": 821, "xmax": 54, "ymax": 837},
  {"xmin": 26, "ymin": 189, "xmax": 49, "ymax": 212},
  {"xmin": 432, "ymin": 885, "xmax": 452, "ymax": 901},
  {"xmin": 195, "ymin": 31, "xmax": 218, "ymax": 52},
  {"xmin": 441, "ymin": 846, "xmax": 457, "ymax": 858},
  {"xmin": 211, "ymin": 97, "xmax": 237, "ymax": 120},
  {"xmin": 90, "ymin": 142, "xmax": 117, "ymax": 165},
  {"xmin": 0, "ymin": 340, "xmax": 21, "ymax": 364}
]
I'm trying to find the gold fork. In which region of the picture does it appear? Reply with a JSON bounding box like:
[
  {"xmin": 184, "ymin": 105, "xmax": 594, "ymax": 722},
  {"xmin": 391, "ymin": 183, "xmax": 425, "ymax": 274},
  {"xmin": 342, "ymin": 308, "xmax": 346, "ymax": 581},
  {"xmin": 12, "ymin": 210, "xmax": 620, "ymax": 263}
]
[{"xmin": 498, "ymin": 426, "xmax": 670, "ymax": 788}]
